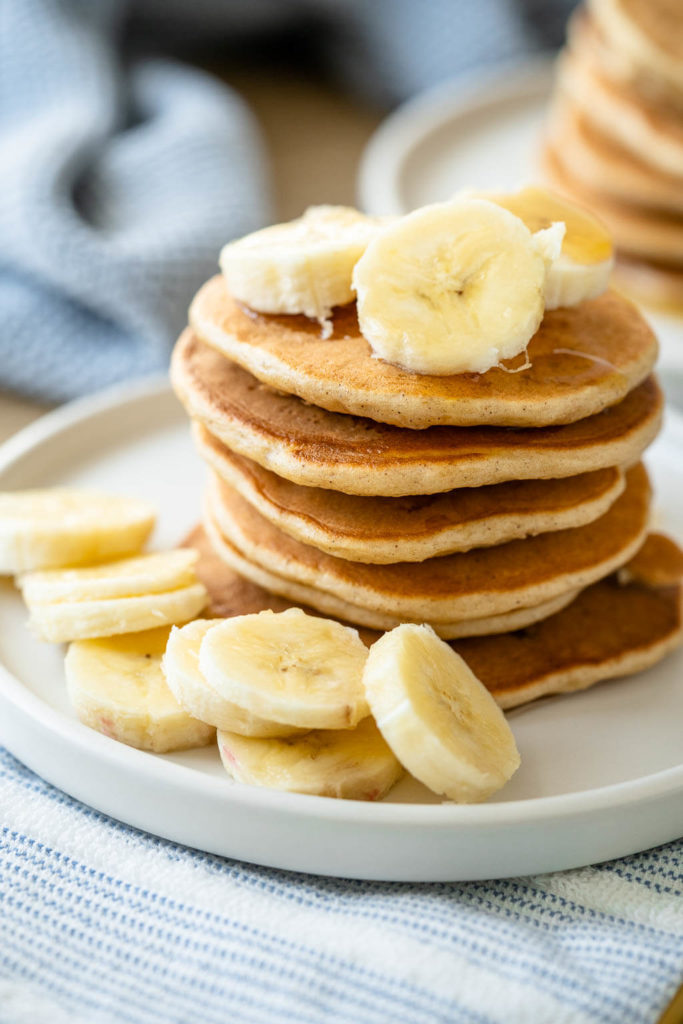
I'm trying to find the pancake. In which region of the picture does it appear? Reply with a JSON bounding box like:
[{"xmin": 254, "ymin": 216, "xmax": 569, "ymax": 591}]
[
  {"xmin": 546, "ymin": 98, "xmax": 683, "ymax": 213},
  {"xmin": 197, "ymin": 435, "xmax": 626, "ymax": 563},
  {"xmin": 558, "ymin": 44, "xmax": 683, "ymax": 177},
  {"xmin": 204, "ymin": 463, "xmax": 651, "ymax": 623},
  {"xmin": 457, "ymin": 570, "xmax": 683, "ymax": 708},
  {"xmin": 186, "ymin": 524, "xmax": 378, "ymax": 647},
  {"xmin": 188, "ymin": 524, "xmax": 683, "ymax": 711},
  {"xmin": 567, "ymin": 8, "xmax": 683, "ymax": 110},
  {"xmin": 617, "ymin": 531, "xmax": 683, "ymax": 585},
  {"xmin": 587, "ymin": 0, "xmax": 683, "ymax": 98},
  {"xmin": 542, "ymin": 145, "xmax": 683, "ymax": 264},
  {"xmin": 614, "ymin": 257, "xmax": 683, "ymax": 313},
  {"xmin": 188, "ymin": 276, "xmax": 658, "ymax": 429},
  {"xmin": 172, "ymin": 332, "xmax": 663, "ymax": 496},
  {"xmin": 202, "ymin": 510, "xmax": 582, "ymax": 639}
]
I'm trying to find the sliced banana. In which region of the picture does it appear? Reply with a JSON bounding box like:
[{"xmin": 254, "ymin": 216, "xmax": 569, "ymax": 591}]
[
  {"xmin": 217, "ymin": 717, "xmax": 403, "ymax": 800},
  {"xmin": 199, "ymin": 607, "xmax": 369, "ymax": 731},
  {"xmin": 352, "ymin": 198, "xmax": 552, "ymax": 376},
  {"xmin": 25, "ymin": 583, "xmax": 208, "ymax": 643},
  {"xmin": 19, "ymin": 549, "xmax": 200, "ymax": 604},
  {"xmin": 475, "ymin": 186, "xmax": 614, "ymax": 309},
  {"xmin": 0, "ymin": 488, "xmax": 155, "ymax": 575},
  {"xmin": 219, "ymin": 205, "xmax": 384, "ymax": 329},
  {"xmin": 363, "ymin": 623, "xmax": 520, "ymax": 803},
  {"xmin": 163, "ymin": 619, "xmax": 306, "ymax": 737},
  {"xmin": 65, "ymin": 627, "xmax": 215, "ymax": 753},
  {"xmin": 19, "ymin": 548, "xmax": 208, "ymax": 642}
]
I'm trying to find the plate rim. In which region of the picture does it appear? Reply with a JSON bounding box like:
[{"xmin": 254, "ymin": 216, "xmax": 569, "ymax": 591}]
[
  {"xmin": 0, "ymin": 377, "xmax": 682, "ymax": 832},
  {"xmin": 357, "ymin": 55, "xmax": 555, "ymax": 216}
]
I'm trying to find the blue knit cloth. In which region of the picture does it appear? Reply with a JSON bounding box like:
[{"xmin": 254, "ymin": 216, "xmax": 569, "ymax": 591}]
[
  {"xmin": 0, "ymin": 0, "xmax": 576, "ymax": 401},
  {"xmin": 0, "ymin": 0, "xmax": 270, "ymax": 401}
]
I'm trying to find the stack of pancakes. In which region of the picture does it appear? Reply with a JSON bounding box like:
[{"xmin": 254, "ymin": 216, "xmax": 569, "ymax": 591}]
[
  {"xmin": 171, "ymin": 274, "xmax": 683, "ymax": 709},
  {"xmin": 542, "ymin": 0, "xmax": 683, "ymax": 309}
]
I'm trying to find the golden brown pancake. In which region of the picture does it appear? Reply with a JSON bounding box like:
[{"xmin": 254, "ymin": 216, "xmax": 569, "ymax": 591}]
[
  {"xmin": 587, "ymin": 0, "xmax": 683, "ymax": 98},
  {"xmin": 459, "ymin": 572, "xmax": 683, "ymax": 708},
  {"xmin": 188, "ymin": 276, "xmax": 658, "ymax": 429},
  {"xmin": 617, "ymin": 531, "xmax": 683, "ymax": 585},
  {"xmin": 197, "ymin": 435, "xmax": 626, "ymax": 563},
  {"xmin": 185, "ymin": 524, "xmax": 379, "ymax": 647},
  {"xmin": 201, "ymin": 510, "xmax": 582, "ymax": 639},
  {"xmin": 567, "ymin": 8, "xmax": 683, "ymax": 109},
  {"xmin": 204, "ymin": 463, "xmax": 651, "ymax": 623},
  {"xmin": 187, "ymin": 525, "xmax": 683, "ymax": 710},
  {"xmin": 172, "ymin": 331, "xmax": 663, "ymax": 496},
  {"xmin": 542, "ymin": 144, "xmax": 683, "ymax": 264},
  {"xmin": 614, "ymin": 257, "xmax": 683, "ymax": 313},
  {"xmin": 558, "ymin": 43, "xmax": 683, "ymax": 178},
  {"xmin": 546, "ymin": 98, "xmax": 683, "ymax": 212}
]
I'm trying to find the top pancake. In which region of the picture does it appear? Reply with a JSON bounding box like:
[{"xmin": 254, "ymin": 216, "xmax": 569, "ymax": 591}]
[{"xmin": 189, "ymin": 276, "xmax": 658, "ymax": 430}]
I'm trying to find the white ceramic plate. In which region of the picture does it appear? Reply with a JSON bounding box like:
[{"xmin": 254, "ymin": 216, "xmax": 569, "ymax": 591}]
[
  {"xmin": 0, "ymin": 378, "xmax": 682, "ymax": 882},
  {"xmin": 358, "ymin": 58, "xmax": 683, "ymax": 381}
]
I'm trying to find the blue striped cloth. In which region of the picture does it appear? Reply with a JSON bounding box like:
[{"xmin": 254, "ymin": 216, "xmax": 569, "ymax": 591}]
[{"xmin": 1, "ymin": 746, "xmax": 682, "ymax": 1024}]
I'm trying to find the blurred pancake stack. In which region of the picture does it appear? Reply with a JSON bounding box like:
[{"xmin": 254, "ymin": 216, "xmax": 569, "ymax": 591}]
[
  {"xmin": 542, "ymin": 0, "xmax": 683, "ymax": 310},
  {"xmin": 171, "ymin": 198, "xmax": 683, "ymax": 710}
]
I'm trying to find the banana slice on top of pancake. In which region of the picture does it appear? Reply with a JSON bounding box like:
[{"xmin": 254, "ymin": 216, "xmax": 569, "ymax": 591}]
[
  {"xmin": 216, "ymin": 189, "xmax": 614, "ymax": 379},
  {"xmin": 352, "ymin": 198, "xmax": 563, "ymax": 376},
  {"xmin": 474, "ymin": 186, "xmax": 615, "ymax": 310},
  {"xmin": 219, "ymin": 205, "xmax": 384, "ymax": 330}
]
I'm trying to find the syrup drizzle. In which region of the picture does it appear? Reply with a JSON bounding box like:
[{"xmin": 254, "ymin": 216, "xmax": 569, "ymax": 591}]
[{"xmin": 552, "ymin": 347, "xmax": 619, "ymax": 372}]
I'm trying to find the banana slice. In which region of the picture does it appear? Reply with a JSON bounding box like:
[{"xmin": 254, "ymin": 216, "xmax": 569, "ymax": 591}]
[
  {"xmin": 0, "ymin": 488, "xmax": 155, "ymax": 575},
  {"xmin": 19, "ymin": 548, "xmax": 208, "ymax": 642},
  {"xmin": 363, "ymin": 623, "xmax": 520, "ymax": 803},
  {"xmin": 352, "ymin": 198, "xmax": 554, "ymax": 376},
  {"xmin": 199, "ymin": 607, "xmax": 369, "ymax": 731},
  {"xmin": 19, "ymin": 549, "xmax": 200, "ymax": 604},
  {"xmin": 65, "ymin": 627, "xmax": 215, "ymax": 753},
  {"xmin": 475, "ymin": 186, "xmax": 614, "ymax": 309},
  {"xmin": 25, "ymin": 583, "xmax": 208, "ymax": 643},
  {"xmin": 163, "ymin": 619, "xmax": 306, "ymax": 737},
  {"xmin": 219, "ymin": 205, "xmax": 384, "ymax": 329},
  {"xmin": 217, "ymin": 717, "xmax": 403, "ymax": 800}
]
